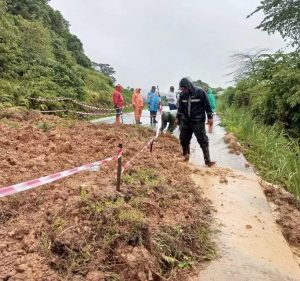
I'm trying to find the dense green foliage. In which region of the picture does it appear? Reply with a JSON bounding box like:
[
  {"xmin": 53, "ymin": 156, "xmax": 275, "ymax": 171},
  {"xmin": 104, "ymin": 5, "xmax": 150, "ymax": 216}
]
[
  {"xmin": 220, "ymin": 1, "xmax": 300, "ymax": 198},
  {"xmin": 222, "ymin": 52, "xmax": 300, "ymax": 137},
  {"xmin": 218, "ymin": 100, "xmax": 300, "ymax": 199},
  {"xmin": 224, "ymin": 2, "xmax": 300, "ymax": 138},
  {"xmin": 0, "ymin": 0, "xmax": 126, "ymax": 112},
  {"xmin": 248, "ymin": 0, "xmax": 300, "ymax": 49}
]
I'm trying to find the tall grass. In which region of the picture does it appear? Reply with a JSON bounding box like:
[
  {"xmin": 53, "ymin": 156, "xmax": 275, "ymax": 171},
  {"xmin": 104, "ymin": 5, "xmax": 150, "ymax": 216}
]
[{"xmin": 218, "ymin": 99, "xmax": 300, "ymax": 199}]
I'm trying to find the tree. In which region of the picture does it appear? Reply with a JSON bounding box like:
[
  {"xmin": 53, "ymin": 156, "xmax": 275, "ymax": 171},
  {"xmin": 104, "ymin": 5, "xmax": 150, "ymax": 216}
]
[
  {"xmin": 0, "ymin": 0, "xmax": 115, "ymax": 110},
  {"xmin": 247, "ymin": 0, "xmax": 300, "ymax": 49},
  {"xmin": 6, "ymin": 0, "xmax": 49, "ymax": 21},
  {"xmin": 193, "ymin": 79, "xmax": 208, "ymax": 89},
  {"xmin": 67, "ymin": 34, "xmax": 91, "ymax": 68},
  {"xmin": 0, "ymin": 0, "xmax": 7, "ymax": 14},
  {"xmin": 92, "ymin": 62, "xmax": 116, "ymax": 83},
  {"xmin": 227, "ymin": 48, "xmax": 269, "ymax": 82}
]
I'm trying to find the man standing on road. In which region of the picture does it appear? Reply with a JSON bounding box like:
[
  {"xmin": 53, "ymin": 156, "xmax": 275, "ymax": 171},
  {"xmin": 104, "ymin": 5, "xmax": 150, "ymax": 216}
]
[
  {"xmin": 176, "ymin": 78, "xmax": 216, "ymax": 167},
  {"xmin": 112, "ymin": 84, "xmax": 124, "ymax": 124},
  {"xmin": 147, "ymin": 86, "xmax": 160, "ymax": 124},
  {"xmin": 147, "ymin": 86, "xmax": 156, "ymax": 104},
  {"xmin": 132, "ymin": 88, "xmax": 144, "ymax": 124},
  {"xmin": 166, "ymin": 86, "xmax": 177, "ymax": 110},
  {"xmin": 148, "ymin": 92, "xmax": 160, "ymax": 124}
]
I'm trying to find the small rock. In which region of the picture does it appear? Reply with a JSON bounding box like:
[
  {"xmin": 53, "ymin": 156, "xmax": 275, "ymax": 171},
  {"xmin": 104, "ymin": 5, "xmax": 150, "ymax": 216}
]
[
  {"xmin": 138, "ymin": 271, "xmax": 147, "ymax": 280},
  {"xmin": 127, "ymin": 253, "xmax": 136, "ymax": 263},
  {"xmin": 8, "ymin": 230, "xmax": 16, "ymax": 237},
  {"xmin": 219, "ymin": 176, "xmax": 228, "ymax": 184},
  {"xmin": 246, "ymin": 224, "xmax": 252, "ymax": 230},
  {"xmin": 86, "ymin": 271, "xmax": 105, "ymax": 281},
  {"xmin": 0, "ymin": 243, "xmax": 7, "ymax": 250},
  {"xmin": 245, "ymin": 162, "xmax": 250, "ymax": 168},
  {"xmin": 16, "ymin": 264, "xmax": 28, "ymax": 273},
  {"xmin": 59, "ymin": 142, "xmax": 72, "ymax": 153}
]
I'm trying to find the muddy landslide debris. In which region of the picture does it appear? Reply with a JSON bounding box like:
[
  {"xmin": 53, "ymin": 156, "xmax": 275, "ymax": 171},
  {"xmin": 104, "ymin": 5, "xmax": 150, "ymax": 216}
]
[{"xmin": 0, "ymin": 110, "xmax": 214, "ymax": 281}]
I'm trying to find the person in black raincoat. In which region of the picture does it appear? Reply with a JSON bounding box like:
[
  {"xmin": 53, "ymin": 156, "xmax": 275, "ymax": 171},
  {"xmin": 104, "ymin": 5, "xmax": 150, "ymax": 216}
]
[{"xmin": 176, "ymin": 78, "xmax": 216, "ymax": 167}]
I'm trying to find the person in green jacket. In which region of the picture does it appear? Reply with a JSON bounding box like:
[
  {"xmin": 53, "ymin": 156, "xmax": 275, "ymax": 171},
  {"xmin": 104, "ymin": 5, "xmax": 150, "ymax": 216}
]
[
  {"xmin": 207, "ymin": 88, "xmax": 216, "ymax": 113},
  {"xmin": 203, "ymin": 85, "xmax": 216, "ymax": 133}
]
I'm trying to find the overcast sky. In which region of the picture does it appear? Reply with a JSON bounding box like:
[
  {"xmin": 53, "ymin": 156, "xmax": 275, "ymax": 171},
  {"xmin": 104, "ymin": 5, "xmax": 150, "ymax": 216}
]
[{"xmin": 50, "ymin": 0, "xmax": 285, "ymax": 91}]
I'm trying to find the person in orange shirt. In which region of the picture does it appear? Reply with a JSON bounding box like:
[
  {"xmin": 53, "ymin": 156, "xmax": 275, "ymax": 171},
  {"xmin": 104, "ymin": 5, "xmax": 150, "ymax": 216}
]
[{"xmin": 132, "ymin": 88, "xmax": 144, "ymax": 124}]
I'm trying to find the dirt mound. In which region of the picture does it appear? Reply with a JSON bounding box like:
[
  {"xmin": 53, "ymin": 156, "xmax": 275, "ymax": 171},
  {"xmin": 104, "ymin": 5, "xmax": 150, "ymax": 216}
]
[
  {"xmin": 261, "ymin": 182, "xmax": 300, "ymax": 247},
  {"xmin": 261, "ymin": 181, "xmax": 300, "ymax": 264},
  {"xmin": 223, "ymin": 132, "xmax": 242, "ymax": 155},
  {"xmin": 0, "ymin": 111, "xmax": 214, "ymax": 281}
]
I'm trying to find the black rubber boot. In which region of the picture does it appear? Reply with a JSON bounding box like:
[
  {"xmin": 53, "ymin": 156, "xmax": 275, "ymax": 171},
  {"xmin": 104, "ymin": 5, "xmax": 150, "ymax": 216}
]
[
  {"xmin": 182, "ymin": 144, "xmax": 189, "ymax": 156},
  {"xmin": 182, "ymin": 144, "xmax": 190, "ymax": 162},
  {"xmin": 202, "ymin": 146, "xmax": 216, "ymax": 167}
]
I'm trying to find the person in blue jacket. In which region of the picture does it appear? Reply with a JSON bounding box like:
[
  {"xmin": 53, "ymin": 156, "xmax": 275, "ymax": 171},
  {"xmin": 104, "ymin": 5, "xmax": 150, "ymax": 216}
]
[
  {"xmin": 147, "ymin": 86, "xmax": 156, "ymax": 104},
  {"xmin": 148, "ymin": 87, "xmax": 160, "ymax": 124}
]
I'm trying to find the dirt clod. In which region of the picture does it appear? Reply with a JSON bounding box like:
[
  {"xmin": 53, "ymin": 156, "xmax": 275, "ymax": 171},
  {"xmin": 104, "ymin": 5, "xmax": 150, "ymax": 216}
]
[
  {"xmin": 219, "ymin": 176, "xmax": 228, "ymax": 184},
  {"xmin": 224, "ymin": 133, "xmax": 242, "ymax": 155}
]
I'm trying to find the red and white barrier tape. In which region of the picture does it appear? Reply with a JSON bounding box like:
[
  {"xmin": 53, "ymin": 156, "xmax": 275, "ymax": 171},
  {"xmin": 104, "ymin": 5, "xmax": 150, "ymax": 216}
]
[
  {"xmin": 121, "ymin": 115, "xmax": 162, "ymax": 173},
  {"xmin": 155, "ymin": 114, "xmax": 162, "ymax": 138},
  {"xmin": 38, "ymin": 109, "xmax": 114, "ymax": 116},
  {"xmin": 29, "ymin": 97, "xmax": 131, "ymax": 112},
  {"xmin": 0, "ymin": 151, "xmax": 122, "ymax": 198},
  {"xmin": 121, "ymin": 139, "xmax": 153, "ymax": 173}
]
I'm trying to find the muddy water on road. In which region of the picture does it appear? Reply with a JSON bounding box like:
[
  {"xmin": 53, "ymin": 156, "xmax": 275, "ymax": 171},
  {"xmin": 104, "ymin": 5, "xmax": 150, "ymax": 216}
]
[
  {"xmin": 189, "ymin": 115, "xmax": 252, "ymax": 173},
  {"xmin": 190, "ymin": 116, "xmax": 300, "ymax": 281},
  {"xmin": 193, "ymin": 171, "xmax": 300, "ymax": 281}
]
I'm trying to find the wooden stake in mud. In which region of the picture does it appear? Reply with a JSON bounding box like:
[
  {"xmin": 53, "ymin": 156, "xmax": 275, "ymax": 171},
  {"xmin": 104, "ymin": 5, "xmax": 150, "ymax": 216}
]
[
  {"xmin": 116, "ymin": 143, "xmax": 122, "ymax": 191},
  {"xmin": 150, "ymin": 139, "xmax": 154, "ymax": 153}
]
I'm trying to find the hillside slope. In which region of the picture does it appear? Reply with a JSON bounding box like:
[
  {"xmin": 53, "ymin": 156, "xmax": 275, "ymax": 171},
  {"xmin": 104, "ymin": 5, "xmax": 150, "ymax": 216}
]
[{"xmin": 0, "ymin": 0, "xmax": 129, "ymax": 111}]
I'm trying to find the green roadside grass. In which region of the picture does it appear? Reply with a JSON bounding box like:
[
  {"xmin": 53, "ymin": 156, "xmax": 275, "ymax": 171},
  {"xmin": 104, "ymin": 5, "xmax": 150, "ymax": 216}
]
[{"xmin": 218, "ymin": 100, "xmax": 300, "ymax": 200}]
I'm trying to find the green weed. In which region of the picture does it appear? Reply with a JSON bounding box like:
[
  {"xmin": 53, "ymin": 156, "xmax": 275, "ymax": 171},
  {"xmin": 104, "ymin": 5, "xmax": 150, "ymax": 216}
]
[
  {"xmin": 1, "ymin": 118, "xmax": 21, "ymax": 129},
  {"xmin": 123, "ymin": 168, "xmax": 164, "ymax": 186},
  {"xmin": 117, "ymin": 209, "xmax": 145, "ymax": 224},
  {"xmin": 52, "ymin": 217, "xmax": 69, "ymax": 235},
  {"xmin": 35, "ymin": 121, "xmax": 54, "ymax": 132},
  {"xmin": 153, "ymin": 224, "xmax": 215, "ymax": 276},
  {"xmin": 219, "ymin": 102, "xmax": 300, "ymax": 199},
  {"xmin": 39, "ymin": 232, "xmax": 52, "ymax": 255}
]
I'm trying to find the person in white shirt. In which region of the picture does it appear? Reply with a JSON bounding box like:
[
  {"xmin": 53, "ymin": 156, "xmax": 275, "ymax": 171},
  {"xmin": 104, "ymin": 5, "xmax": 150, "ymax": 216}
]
[{"xmin": 166, "ymin": 86, "xmax": 177, "ymax": 110}]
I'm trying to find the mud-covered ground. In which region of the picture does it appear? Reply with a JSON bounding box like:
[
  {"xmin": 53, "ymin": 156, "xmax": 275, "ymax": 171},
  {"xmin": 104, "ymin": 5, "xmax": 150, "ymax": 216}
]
[
  {"xmin": 261, "ymin": 181, "xmax": 300, "ymax": 264},
  {"xmin": 223, "ymin": 131, "xmax": 300, "ymax": 264},
  {"xmin": 0, "ymin": 109, "xmax": 214, "ymax": 281}
]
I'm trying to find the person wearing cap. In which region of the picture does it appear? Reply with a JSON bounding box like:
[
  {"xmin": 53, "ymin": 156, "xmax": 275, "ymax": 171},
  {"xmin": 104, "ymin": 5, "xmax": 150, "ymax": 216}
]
[
  {"xmin": 176, "ymin": 78, "xmax": 216, "ymax": 167},
  {"xmin": 166, "ymin": 86, "xmax": 177, "ymax": 110},
  {"xmin": 112, "ymin": 84, "xmax": 124, "ymax": 124},
  {"xmin": 132, "ymin": 88, "xmax": 144, "ymax": 124}
]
